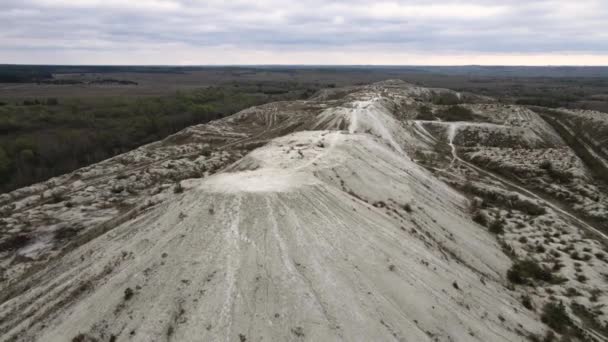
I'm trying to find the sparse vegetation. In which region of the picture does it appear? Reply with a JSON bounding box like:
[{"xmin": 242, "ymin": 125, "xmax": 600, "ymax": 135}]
[
  {"xmin": 489, "ymin": 219, "xmax": 505, "ymax": 235},
  {"xmin": 124, "ymin": 287, "xmax": 134, "ymax": 300},
  {"xmin": 291, "ymin": 326, "xmax": 305, "ymax": 337},
  {"xmin": 432, "ymin": 92, "xmax": 461, "ymax": 105},
  {"xmin": 507, "ymin": 259, "xmax": 555, "ymax": 285},
  {"xmin": 436, "ymin": 105, "xmax": 478, "ymax": 122},
  {"xmin": 540, "ymin": 302, "xmax": 584, "ymax": 339},
  {"xmin": 54, "ymin": 226, "xmax": 80, "ymax": 240},
  {"xmin": 173, "ymin": 182, "xmax": 184, "ymax": 194},
  {"xmin": 0, "ymin": 234, "xmax": 31, "ymax": 252},
  {"xmin": 521, "ymin": 295, "xmax": 534, "ymax": 310},
  {"xmin": 417, "ymin": 105, "xmax": 435, "ymax": 120},
  {"xmin": 72, "ymin": 333, "xmax": 99, "ymax": 342},
  {"xmin": 571, "ymin": 302, "xmax": 608, "ymax": 337},
  {"xmin": 472, "ymin": 210, "xmax": 489, "ymax": 227}
]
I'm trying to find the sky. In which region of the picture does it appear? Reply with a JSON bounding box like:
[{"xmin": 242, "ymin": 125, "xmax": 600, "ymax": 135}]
[{"xmin": 1, "ymin": 0, "xmax": 607, "ymax": 65}]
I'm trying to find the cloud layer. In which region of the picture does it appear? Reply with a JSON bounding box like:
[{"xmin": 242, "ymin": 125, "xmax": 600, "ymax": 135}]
[{"xmin": 1, "ymin": 0, "xmax": 607, "ymax": 65}]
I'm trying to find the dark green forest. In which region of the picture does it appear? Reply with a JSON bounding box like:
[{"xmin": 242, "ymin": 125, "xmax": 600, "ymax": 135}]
[{"xmin": 0, "ymin": 83, "xmax": 317, "ymax": 192}]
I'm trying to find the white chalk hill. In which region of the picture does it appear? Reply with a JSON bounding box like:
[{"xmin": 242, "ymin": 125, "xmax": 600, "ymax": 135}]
[{"xmin": 0, "ymin": 81, "xmax": 545, "ymax": 341}]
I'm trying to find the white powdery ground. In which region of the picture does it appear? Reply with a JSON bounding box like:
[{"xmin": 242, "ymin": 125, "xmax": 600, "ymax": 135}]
[
  {"xmin": 0, "ymin": 83, "xmax": 549, "ymax": 342},
  {"xmin": 4, "ymin": 80, "xmax": 607, "ymax": 341},
  {"xmin": 0, "ymin": 131, "xmax": 544, "ymax": 341}
]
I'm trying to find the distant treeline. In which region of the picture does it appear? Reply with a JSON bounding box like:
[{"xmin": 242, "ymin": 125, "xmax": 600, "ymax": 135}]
[
  {"xmin": 38, "ymin": 79, "xmax": 139, "ymax": 85},
  {"xmin": 0, "ymin": 68, "xmax": 53, "ymax": 83},
  {"xmin": 0, "ymin": 65, "xmax": 212, "ymax": 83},
  {"xmin": 0, "ymin": 82, "xmax": 317, "ymax": 192},
  {"xmin": 4, "ymin": 64, "xmax": 608, "ymax": 84}
]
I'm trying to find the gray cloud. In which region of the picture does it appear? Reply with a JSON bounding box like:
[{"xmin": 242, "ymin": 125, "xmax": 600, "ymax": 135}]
[{"xmin": 1, "ymin": 0, "xmax": 607, "ymax": 64}]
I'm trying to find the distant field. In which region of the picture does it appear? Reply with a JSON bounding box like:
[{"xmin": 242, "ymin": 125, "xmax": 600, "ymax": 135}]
[
  {"xmin": 2, "ymin": 65, "xmax": 608, "ymax": 110},
  {"xmin": 1, "ymin": 65, "xmax": 607, "ymax": 193}
]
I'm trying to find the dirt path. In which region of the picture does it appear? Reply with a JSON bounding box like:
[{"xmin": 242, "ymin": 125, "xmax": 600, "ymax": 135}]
[{"xmin": 442, "ymin": 123, "xmax": 608, "ymax": 242}]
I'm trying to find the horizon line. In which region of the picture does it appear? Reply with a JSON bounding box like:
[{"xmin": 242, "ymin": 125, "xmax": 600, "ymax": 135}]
[{"xmin": 2, "ymin": 63, "xmax": 608, "ymax": 68}]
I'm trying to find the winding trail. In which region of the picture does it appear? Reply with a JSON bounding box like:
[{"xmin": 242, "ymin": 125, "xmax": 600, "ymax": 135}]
[
  {"xmin": 441, "ymin": 122, "xmax": 608, "ymax": 242},
  {"xmin": 446, "ymin": 123, "xmax": 458, "ymax": 168}
]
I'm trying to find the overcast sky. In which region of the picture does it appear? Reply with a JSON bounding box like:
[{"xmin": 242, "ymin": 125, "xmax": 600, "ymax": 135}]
[{"xmin": 1, "ymin": 0, "xmax": 607, "ymax": 65}]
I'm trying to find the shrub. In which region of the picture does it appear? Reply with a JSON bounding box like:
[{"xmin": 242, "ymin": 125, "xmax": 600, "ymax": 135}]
[
  {"xmin": 565, "ymin": 287, "xmax": 580, "ymax": 297},
  {"xmin": 571, "ymin": 302, "xmax": 608, "ymax": 336},
  {"xmin": 542, "ymin": 330, "xmax": 556, "ymax": 342},
  {"xmin": 472, "ymin": 210, "xmax": 489, "ymax": 227},
  {"xmin": 432, "ymin": 92, "xmax": 461, "ymax": 105},
  {"xmin": 539, "ymin": 160, "xmax": 553, "ymax": 170},
  {"xmin": 547, "ymin": 168, "xmax": 571, "ymax": 184},
  {"xmin": 521, "ymin": 295, "xmax": 534, "ymax": 310},
  {"xmin": 417, "ymin": 105, "xmax": 435, "ymax": 120},
  {"xmin": 54, "ymin": 226, "xmax": 80, "ymax": 240},
  {"xmin": 489, "ymin": 219, "xmax": 505, "ymax": 234},
  {"xmin": 507, "ymin": 259, "xmax": 553, "ymax": 285},
  {"xmin": 291, "ymin": 327, "xmax": 305, "ymax": 337},
  {"xmin": 50, "ymin": 192, "xmax": 67, "ymax": 203},
  {"xmin": 72, "ymin": 334, "xmax": 99, "ymax": 342},
  {"xmin": 541, "ymin": 302, "xmax": 571, "ymax": 334},
  {"xmin": 201, "ymin": 147, "xmax": 212, "ymax": 157},
  {"xmin": 438, "ymin": 105, "xmax": 477, "ymax": 121},
  {"xmin": 124, "ymin": 287, "xmax": 134, "ymax": 300},
  {"xmin": 514, "ymin": 198, "xmax": 546, "ymax": 216},
  {"xmin": 0, "ymin": 234, "xmax": 31, "ymax": 252}
]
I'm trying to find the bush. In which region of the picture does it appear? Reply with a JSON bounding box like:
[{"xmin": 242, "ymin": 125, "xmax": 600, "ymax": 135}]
[
  {"xmin": 507, "ymin": 259, "xmax": 553, "ymax": 285},
  {"xmin": 173, "ymin": 182, "xmax": 184, "ymax": 194},
  {"xmin": 72, "ymin": 334, "xmax": 99, "ymax": 342},
  {"xmin": 417, "ymin": 105, "xmax": 435, "ymax": 120},
  {"xmin": 513, "ymin": 198, "xmax": 546, "ymax": 216},
  {"xmin": 0, "ymin": 234, "xmax": 31, "ymax": 252},
  {"xmin": 437, "ymin": 105, "xmax": 477, "ymax": 121},
  {"xmin": 432, "ymin": 92, "xmax": 461, "ymax": 105},
  {"xmin": 571, "ymin": 302, "xmax": 608, "ymax": 337},
  {"xmin": 489, "ymin": 219, "xmax": 505, "ymax": 234},
  {"xmin": 54, "ymin": 227, "xmax": 80, "ymax": 240},
  {"xmin": 521, "ymin": 295, "xmax": 534, "ymax": 310},
  {"xmin": 124, "ymin": 287, "xmax": 134, "ymax": 300},
  {"xmin": 541, "ymin": 302, "xmax": 571, "ymax": 334},
  {"xmin": 539, "ymin": 160, "xmax": 553, "ymax": 170},
  {"xmin": 472, "ymin": 210, "xmax": 489, "ymax": 227}
]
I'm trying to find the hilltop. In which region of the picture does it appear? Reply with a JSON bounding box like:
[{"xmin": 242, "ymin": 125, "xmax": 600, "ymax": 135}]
[{"xmin": 0, "ymin": 80, "xmax": 607, "ymax": 341}]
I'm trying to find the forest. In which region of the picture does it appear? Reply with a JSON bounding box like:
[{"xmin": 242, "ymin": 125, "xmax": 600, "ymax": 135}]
[{"xmin": 0, "ymin": 82, "xmax": 317, "ymax": 192}]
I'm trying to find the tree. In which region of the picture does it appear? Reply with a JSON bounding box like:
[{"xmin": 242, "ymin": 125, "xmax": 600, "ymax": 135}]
[{"xmin": 0, "ymin": 147, "xmax": 11, "ymax": 181}]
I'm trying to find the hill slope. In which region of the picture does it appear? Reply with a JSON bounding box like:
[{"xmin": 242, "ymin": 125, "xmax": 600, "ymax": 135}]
[{"xmin": 1, "ymin": 80, "xmax": 607, "ymax": 341}]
